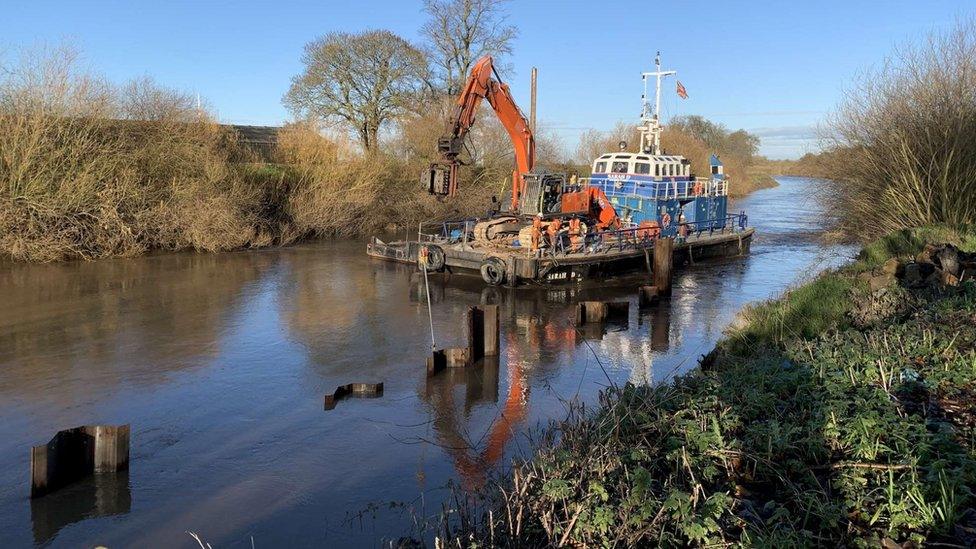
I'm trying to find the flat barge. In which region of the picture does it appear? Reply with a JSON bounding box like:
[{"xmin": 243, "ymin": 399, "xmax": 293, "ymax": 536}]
[{"xmin": 368, "ymin": 216, "xmax": 753, "ymax": 286}]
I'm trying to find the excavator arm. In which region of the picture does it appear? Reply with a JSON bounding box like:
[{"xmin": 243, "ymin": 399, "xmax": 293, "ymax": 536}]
[{"xmin": 424, "ymin": 56, "xmax": 535, "ymax": 212}]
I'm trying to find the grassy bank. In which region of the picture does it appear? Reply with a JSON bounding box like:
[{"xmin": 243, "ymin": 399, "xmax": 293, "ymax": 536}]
[
  {"xmin": 0, "ymin": 48, "xmax": 490, "ymax": 262},
  {"xmin": 743, "ymin": 162, "xmax": 782, "ymax": 193},
  {"xmin": 435, "ymin": 226, "xmax": 976, "ymax": 547}
]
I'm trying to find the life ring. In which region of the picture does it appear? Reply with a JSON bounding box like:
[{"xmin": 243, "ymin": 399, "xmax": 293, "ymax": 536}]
[
  {"xmin": 693, "ymin": 181, "xmax": 704, "ymax": 196},
  {"xmin": 661, "ymin": 212, "xmax": 672, "ymax": 228},
  {"xmin": 480, "ymin": 257, "xmax": 507, "ymax": 286},
  {"xmin": 418, "ymin": 244, "xmax": 445, "ymax": 271}
]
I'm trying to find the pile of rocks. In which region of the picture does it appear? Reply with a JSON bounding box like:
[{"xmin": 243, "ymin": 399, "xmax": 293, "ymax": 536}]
[
  {"xmin": 900, "ymin": 243, "xmax": 975, "ymax": 288},
  {"xmin": 851, "ymin": 243, "xmax": 974, "ymax": 328},
  {"xmin": 856, "ymin": 244, "xmax": 975, "ymax": 293}
]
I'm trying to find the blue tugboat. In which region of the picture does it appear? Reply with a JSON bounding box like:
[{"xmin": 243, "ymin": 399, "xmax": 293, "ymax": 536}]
[{"xmin": 586, "ymin": 53, "xmax": 732, "ymax": 239}]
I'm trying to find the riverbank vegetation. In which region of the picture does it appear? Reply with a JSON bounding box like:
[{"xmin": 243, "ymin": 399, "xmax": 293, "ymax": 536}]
[
  {"xmin": 425, "ymin": 226, "xmax": 976, "ymax": 546},
  {"xmin": 0, "ymin": 46, "xmax": 268, "ymax": 262},
  {"xmin": 781, "ymin": 21, "xmax": 976, "ymax": 240}
]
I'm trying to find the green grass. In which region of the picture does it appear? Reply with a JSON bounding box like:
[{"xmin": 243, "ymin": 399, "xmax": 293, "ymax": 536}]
[{"xmin": 730, "ymin": 274, "xmax": 856, "ymax": 348}]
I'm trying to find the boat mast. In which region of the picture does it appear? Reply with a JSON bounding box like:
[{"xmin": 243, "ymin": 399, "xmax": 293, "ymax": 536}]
[{"xmin": 639, "ymin": 52, "xmax": 676, "ymax": 155}]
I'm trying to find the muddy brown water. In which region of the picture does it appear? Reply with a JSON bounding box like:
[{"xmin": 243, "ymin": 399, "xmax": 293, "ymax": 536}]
[{"xmin": 0, "ymin": 177, "xmax": 853, "ymax": 547}]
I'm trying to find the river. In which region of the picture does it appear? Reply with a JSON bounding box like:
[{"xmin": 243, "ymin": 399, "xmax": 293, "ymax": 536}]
[{"xmin": 0, "ymin": 177, "xmax": 852, "ymax": 547}]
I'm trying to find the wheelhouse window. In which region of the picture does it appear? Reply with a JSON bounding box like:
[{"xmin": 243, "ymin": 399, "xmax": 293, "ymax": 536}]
[
  {"xmin": 595, "ymin": 161, "xmax": 607, "ymax": 173},
  {"xmin": 611, "ymin": 161, "xmax": 629, "ymax": 174},
  {"xmin": 635, "ymin": 162, "xmax": 650, "ymax": 174},
  {"xmin": 668, "ymin": 164, "xmax": 675, "ymax": 176},
  {"xmin": 654, "ymin": 164, "xmax": 660, "ymax": 176}
]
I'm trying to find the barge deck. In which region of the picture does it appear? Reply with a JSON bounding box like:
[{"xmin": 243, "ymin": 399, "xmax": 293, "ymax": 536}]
[{"xmin": 368, "ymin": 221, "xmax": 753, "ymax": 286}]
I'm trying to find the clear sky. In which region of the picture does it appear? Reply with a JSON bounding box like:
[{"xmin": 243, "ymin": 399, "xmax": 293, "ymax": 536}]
[{"xmin": 2, "ymin": 0, "xmax": 973, "ymax": 159}]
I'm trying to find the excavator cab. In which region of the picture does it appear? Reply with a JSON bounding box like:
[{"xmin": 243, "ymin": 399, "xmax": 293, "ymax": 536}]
[{"xmin": 519, "ymin": 173, "xmax": 565, "ymax": 216}]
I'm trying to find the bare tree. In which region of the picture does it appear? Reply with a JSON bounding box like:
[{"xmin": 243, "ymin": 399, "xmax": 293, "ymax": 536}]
[
  {"xmin": 284, "ymin": 30, "xmax": 427, "ymax": 151},
  {"xmin": 421, "ymin": 0, "xmax": 518, "ymax": 95}
]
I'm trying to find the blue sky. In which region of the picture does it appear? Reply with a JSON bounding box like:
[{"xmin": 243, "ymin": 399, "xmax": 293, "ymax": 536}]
[{"xmin": 2, "ymin": 0, "xmax": 972, "ymax": 159}]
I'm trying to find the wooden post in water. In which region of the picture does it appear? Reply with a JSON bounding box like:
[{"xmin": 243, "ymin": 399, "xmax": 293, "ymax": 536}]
[
  {"xmin": 638, "ymin": 286, "xmax": 659, "ymax": 307},
  {"xmin": 467, "ymin": 304, "xmax": 500, "ymax": 361},
  {"xmin": 467, "ymin": 306, "xmax": 485, "ymax": 362},
  {"xmin": 575, "ymin": 301, "xmax": 629, "ymax": 325},
  {"xmin": 427, "ymin": 350, "xmax": 447, "ymax": 377},
  {"xmin": 653, "ymin": 237, "xmax": 674, "ymax": 296},
  {"xmin": 483, "ymin": 304, "xmax": 499, "ymax": 356},
  {"xmin": 90, "ymin": 425, "xmax": 129, "ymax": 474},
  {"xmin": 446, "ymin": 347, "xmax": 470, "ymax": 367},
  {"xmin": 30, "ymin": 425, "xmax": 129, "ymax": 498},
  {"xmin": 324, "ymin": 383, "xmax": 384, "ymax": 410}
]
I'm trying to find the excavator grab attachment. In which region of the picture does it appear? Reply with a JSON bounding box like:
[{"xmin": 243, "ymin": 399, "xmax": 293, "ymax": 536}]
[{"xmin": 423, "ymin": 163, "xmax": 456, "ymax": 197}]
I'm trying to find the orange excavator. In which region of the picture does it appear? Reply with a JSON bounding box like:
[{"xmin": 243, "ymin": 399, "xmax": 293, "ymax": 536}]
[
  {"xmin": 424, "ymin": 56, "xmax": 534, "ymax": 211},
  {"xmin": 424, "ymin": 55, "xmax": 619, "ymax": 230}
]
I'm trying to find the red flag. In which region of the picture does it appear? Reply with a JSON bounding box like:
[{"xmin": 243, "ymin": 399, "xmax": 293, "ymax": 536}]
[{"xmin": 676, "ymin": 81, "xmax": 688, "ymax": 99}]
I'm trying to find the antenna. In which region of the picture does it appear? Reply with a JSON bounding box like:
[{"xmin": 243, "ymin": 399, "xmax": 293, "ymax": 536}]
[{"xmin": 638, "ymin": 51, "xmax": 676, "ymax": 155}]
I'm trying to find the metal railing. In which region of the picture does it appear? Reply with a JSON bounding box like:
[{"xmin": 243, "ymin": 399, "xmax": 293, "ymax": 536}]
[
  {"xmin": 566, "ymin": 177, "xmax": 728, "ymax": 200},
  {"xmin": 415, "ymin": 212, "xmax": 749, "ymax": 257},
  {"xmin": 418, "ymin": 219, "xmax": 480, "ymax": 244},
  {"xmin": 541, "ymin": 213, "xmax": 748, "ymax": 257}
]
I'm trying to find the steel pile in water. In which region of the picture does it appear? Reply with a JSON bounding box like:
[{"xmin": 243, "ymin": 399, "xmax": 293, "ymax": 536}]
[{"xmin": 323, "ymin": 383, "xmax": 384, "ymax": 411}]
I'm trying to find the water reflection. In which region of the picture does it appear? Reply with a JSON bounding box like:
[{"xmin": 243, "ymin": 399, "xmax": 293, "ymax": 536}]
[
  {"xmin": 30, "ymin": 471, "xmax": 130, "ymax": 545},
  {"xmin": 414, "ymin": 275, "xmax": 676, "ymax": 488},
  {"xmin": 642, "ymin": 299, "xmax": 673, "ymax": 352},
  {"xmin": 0, "ymin": 252, "xmax": 273, "ymax": 398},
  {"xmin": 421, "ymin": 357, "xmax": 503, "ymax": 489}
]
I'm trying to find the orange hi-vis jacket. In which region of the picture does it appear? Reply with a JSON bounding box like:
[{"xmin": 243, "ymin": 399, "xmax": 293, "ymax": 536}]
[
  {"xmin": 568, "ymin": 218, "xmax": 581, "ymax": 236},
  {"xmin": 530, "ymin": 217, "xmax": 544, "ymax": 250}
]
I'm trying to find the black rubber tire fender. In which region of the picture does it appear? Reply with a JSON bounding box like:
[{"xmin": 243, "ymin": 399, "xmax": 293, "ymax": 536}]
[
  {"xmin": 420, "ymin": 244, "xmax": 446, "ymax": 271},
  {"xmin": 480, "ymin": 257, "xmax": 507, "ymax": 286}
]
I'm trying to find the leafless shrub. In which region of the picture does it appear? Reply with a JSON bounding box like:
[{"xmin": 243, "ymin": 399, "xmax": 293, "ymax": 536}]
[
  {"xmin": 276, "ymin": 122, "xmax": 388, "ymax": 237},
  {"xmin": 0, "ymin": 45, "xmax": 261, "ymax": 261},
  {"xmin": 824, "ymin": 20, "xmax": 976, "ymax": 238}
]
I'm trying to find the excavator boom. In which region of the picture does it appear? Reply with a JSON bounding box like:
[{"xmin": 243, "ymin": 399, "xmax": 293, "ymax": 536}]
[
  {"xmin": 424, "ymin": 56, "xmax": 620, "ymax": 229},
  {"xmin": 424, "ymin": 56, "xmax": 535, "ymax": 211}
]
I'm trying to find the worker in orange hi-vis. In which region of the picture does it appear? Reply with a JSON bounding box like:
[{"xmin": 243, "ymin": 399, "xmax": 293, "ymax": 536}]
[
  {"xmin": 547, "ymin": 218, "xmax": 562, "ymax": 252},
  {"xmin": 568, "ymin": 217, "xmax": 583, "ymax": 252},
  {"xmin": 678, "ymin": 212, "xmax": 690, "ymax": 238},
  {"xmin": 530, "ymin": 213, "xmax": 544, "ymax": 254}
]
